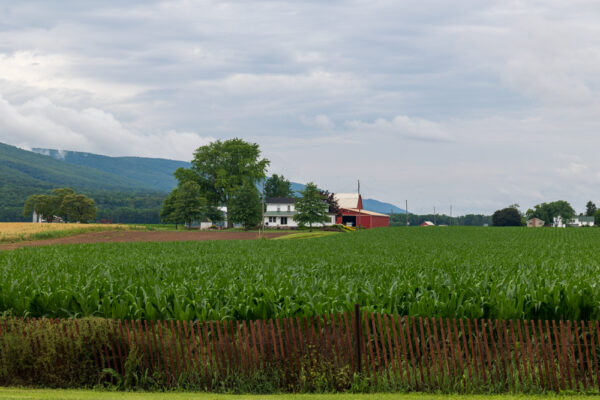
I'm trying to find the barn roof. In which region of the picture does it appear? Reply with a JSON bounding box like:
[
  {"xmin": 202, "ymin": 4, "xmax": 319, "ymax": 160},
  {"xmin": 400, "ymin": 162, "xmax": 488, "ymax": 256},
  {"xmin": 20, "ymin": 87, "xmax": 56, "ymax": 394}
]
[
  {"xmin": 343, "ymin": 208, "xmax": 389, "ymax": 217},
  {"xmin": 334, "ymin": 193, "xmax": 361, "ymax": 209}
]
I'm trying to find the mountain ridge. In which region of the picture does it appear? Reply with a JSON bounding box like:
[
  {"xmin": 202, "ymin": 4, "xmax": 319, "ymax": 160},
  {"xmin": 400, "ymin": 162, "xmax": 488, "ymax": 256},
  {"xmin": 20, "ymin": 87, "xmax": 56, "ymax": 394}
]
[
  {"xmin": 34, "ymin": 147, "xmax": 405, "ymax": 214},
  {"xmin": 1, "ymin": 143, "xmax": 404, "ymax": 221}
]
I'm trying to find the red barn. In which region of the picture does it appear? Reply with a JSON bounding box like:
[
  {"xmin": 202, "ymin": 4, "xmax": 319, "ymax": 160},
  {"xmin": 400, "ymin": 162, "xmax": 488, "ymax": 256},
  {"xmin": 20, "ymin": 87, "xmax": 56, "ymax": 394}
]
[{"xmin": 333, "ymin": 193, "xmax": 390, "ymax": 228}]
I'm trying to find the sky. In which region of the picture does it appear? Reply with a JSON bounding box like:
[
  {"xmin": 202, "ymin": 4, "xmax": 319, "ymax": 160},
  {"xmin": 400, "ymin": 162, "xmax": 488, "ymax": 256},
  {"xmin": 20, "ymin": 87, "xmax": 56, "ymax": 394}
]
[{"xmin": 2, "ymin": 1, "xmax": 600, "ymax": 215}]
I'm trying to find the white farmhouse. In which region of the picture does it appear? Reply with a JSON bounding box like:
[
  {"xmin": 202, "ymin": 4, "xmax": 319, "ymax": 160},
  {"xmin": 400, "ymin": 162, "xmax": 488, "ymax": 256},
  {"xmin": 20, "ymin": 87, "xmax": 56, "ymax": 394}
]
[
  {"xmin": 263, "ymin": 197, "xmax": 335, "ymax": 228},
  {"xmin": 568, "ymin": 216, "xmax": 595, "ymax": 227}
]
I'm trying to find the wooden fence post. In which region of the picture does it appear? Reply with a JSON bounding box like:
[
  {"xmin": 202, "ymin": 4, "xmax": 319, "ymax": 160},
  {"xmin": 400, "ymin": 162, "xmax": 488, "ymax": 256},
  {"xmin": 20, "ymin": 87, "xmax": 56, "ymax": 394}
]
[{"xmin": 354, "ymin": 303, "xmax": 362, "ymax": 373}]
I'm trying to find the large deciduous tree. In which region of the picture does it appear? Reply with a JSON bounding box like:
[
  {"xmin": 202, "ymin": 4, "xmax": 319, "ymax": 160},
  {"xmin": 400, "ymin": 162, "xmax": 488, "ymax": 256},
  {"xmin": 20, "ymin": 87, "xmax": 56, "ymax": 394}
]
[
  {"xmin": 61, "ymin": 194, "xmax": 97, "ymax": 223},
  {"xmin": 174, "ymin": 138, "xmax": 269, "ymax": 227},
  {"xmin": 492, "ymin": 207, "xmax": 523, "ymax": 226},
  {"xmin": 293, "ymin": 182, "xmax": 330, "ymax": 231},
  {"xmin": 160, "ymin": 181, "xmax": 210, "ymax": 229},
  {"xmin": 264, "ymin": 174, "xmax": 293, "ymax": 198},
  {"xmin": 23, "ymin": 195, "xmax": 57, "ymax": 222},
  {"xmin": 227, "ymin": 180, "xmax": 262, "ymax": 230}
]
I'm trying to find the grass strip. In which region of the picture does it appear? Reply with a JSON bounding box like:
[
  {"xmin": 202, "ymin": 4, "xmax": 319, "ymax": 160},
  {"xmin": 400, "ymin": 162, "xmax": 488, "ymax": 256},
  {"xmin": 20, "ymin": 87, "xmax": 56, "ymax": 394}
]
[
  {"xmin": 0, "ymin": 389, "xmax": 597, "ymax": 400},
  {"xmin": 272, "ymin": 231, "xmax": 339, "ymax": 240}
]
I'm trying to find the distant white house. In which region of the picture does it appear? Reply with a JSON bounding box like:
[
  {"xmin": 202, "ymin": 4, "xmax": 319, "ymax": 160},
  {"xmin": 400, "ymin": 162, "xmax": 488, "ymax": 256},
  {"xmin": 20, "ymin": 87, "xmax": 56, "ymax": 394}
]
[
  {"xmin": 568, "ymin": 215, "xmax": 595, "ymax": 227},
  {"xmin": 32, "ymin": 211, "xmax": 64, "ymax": 223},
  {"xmin": 263, "ymin": 197, "xmax": 335, "ymax": 228},
  {"xmin": 553, "ymin": 215, "xmax": 595, "ymax": 228}
]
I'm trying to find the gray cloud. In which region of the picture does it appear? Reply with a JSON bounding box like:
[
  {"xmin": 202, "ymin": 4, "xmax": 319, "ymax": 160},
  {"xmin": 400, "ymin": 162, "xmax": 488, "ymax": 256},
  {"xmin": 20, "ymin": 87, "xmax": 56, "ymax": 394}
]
[{"xmin": 2, "ymin": 1, "xmax": 600, "ymax": 214}]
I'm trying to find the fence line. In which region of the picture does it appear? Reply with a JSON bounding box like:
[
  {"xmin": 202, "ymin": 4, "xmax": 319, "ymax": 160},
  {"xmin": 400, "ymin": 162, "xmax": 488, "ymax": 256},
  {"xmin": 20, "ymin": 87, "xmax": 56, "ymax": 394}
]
[{"xmin": 1, "ymin": 307, "xmax": 600, "ymax": 391}]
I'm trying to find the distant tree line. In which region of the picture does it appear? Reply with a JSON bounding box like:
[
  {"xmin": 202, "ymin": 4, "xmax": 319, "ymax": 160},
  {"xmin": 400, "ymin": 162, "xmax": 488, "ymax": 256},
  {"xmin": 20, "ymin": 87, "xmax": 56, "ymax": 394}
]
[
  {"xmin": 390, "ymin": 212, "xmax": 492, "ymax": 226},
  {"xmin": 492, "ymin": 200, "xmax": 600, "ymax": 226}
]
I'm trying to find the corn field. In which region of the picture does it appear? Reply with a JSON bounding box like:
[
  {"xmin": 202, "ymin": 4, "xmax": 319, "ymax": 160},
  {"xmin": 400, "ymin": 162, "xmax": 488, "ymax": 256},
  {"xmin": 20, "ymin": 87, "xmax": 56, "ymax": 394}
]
[{"xmin": 1, "ymin": 227, "xmax": 600, "ymax": 321}]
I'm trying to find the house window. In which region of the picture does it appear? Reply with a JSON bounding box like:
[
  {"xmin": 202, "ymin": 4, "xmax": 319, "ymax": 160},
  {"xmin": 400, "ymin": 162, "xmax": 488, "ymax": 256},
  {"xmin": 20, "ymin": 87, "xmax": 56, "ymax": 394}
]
[
  {"xmin": 277, "ymin": 206, "xmax": 281, "ymax": 212},
  {"xmin": 269, "ymin": 217, "xmax": 277, "ymax": 223},
  {"xmin": 287, "ymin": 205, "xmax": 291, "ymax": 211},
  {"xmin": 281, "ymin": 217, "xmax": 288, "ymax": 225}
]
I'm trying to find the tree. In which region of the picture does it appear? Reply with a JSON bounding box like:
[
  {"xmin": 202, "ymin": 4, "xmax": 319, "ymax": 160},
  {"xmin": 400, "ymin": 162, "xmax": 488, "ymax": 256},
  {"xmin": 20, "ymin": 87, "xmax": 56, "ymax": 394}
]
[
  {"xmin": 174, "ymin": 138, "xmax": 269, "ymax": 228},
  {"xmin": 264, "ymin": 174, "xmax": 293, "ymax": 198},
  {"xmin": 320, "ymin": 190, "xmax": 340, "ymax": 215},
  {"xmin": 22, "ymin": 195, "xmax": 57, "ymax": 222},
  {"xmin": 228, "ymin": 180, "xmax": 262, "ymax": 230},
  {"xmin": 293, "ymin": 182, "xmax": 330, "ymax": 231},
  {"xmin": 52, "ymin": 188, "xmax": 75, "ymax": 221},
  {"xmin": 60, "ymin": 194, "xmax": 97, "ymax": 223},
  {"xmin": 159, "ymin": 190, "xmax": 181, "ymax": 228},
  {"xmin": 22, "ymin": 188, "xmax": 95, "ymax": 223},
  {"xmin": 492, "ymin": 207, "xmax": 522, "ymax": 226},
  {"xmin": 527, "ymin": 200, "xmax": 576, "ymax": 225},
  {"xmin": 586, "ymin": 201, "xmax": 597, "ymax": 217},
  {"xmin": 174, "ymin": 181, "xmax": 208, "ymax": 228},
  {"xmin": 595, "ymin": 209, "xmax": 600, "ymax": 227}
]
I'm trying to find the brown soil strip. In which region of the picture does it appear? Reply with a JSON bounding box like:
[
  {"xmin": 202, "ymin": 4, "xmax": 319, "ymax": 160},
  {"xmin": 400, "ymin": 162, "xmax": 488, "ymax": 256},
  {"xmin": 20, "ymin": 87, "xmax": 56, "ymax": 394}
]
[{"xmin": 0, "ymin": 230, "xmax": 289, "ymax": 251}]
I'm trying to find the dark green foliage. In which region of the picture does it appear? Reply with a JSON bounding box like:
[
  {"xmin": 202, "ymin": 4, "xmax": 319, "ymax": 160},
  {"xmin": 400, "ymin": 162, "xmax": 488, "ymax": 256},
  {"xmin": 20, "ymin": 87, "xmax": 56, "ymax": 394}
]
[
  {"xmin": 22, "ymin": 188, "xmax": 97, "ymax": 223},
  {"xmin": 0, "ymin": 318, "xmax": 114, "ymax": 388},
  {"xmin": 586, "ymin": 201, "xmax": 597, "ymax": 217},
  {"xmin": 525, "ymin": 200, "xmax": 575, "ymax": 224},
  {"xmin": 160, "ymin": 181, "xmax": 208, "ymax": 228},
  {"xmin": 390, "ymin": 213, "xmax": 492, "ymax": 226},
  {"xmin": 22, "ymin": 194, "xmax": 59, "ymax": 222},
  {"xmin": 320, "ymin": 190, "xmax": 340, "ymax": 215},
  {"xmin": 595, "ymin": 209, "xmax": 600, "ymax": 227},
  {"xmin": 492, "ymin": 207, "xmax": 523, "ymax": 226},
  {"xmin": 0, "ymin": 142, "xmax": 148, "ymax": 191},
  {"xmin": 61, "ymin": 194, "xmax": 97, "ymax": 223},
  {"xmin": 228, "ymin": 180, "xmax": 262, "ymax": 229},
  {"xmin": 264, "ymin": 174, "xmax": 293, "ymax": 198},
  {"xmin": 293, "ymin": 182, "xmax": 330, "ymax": 231},
  {"xmin": 33, "ymin": 148, "xmax": 190, "ymax": 192},
  {"xmin": 0, "ymin": 142, "xmax": 166, "ymax": 223},
  {"xmin": 175, "ymin": 138, "xmax": 269, "ymax": 227}
]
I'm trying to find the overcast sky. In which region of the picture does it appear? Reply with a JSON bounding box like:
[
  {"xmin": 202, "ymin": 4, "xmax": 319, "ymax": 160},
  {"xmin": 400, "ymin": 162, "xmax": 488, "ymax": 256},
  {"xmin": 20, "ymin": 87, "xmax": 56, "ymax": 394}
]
[{"xmin": 2, "ymin": 1, "xmax": 600, "ymax": 214}]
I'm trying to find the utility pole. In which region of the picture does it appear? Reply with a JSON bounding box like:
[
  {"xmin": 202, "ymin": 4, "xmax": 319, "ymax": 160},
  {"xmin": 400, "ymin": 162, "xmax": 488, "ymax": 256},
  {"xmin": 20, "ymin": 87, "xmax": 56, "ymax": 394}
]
[
  {"xmin": 357, "ymin": 179, "xmax": 361, "ymax": 229},
  {"xmin": 261, "ymin": 181, "xmax": 265, "ymax": 238},
  {"xmin": 405, "ymin": 200, "xmax": 408, "ymax": 227}
]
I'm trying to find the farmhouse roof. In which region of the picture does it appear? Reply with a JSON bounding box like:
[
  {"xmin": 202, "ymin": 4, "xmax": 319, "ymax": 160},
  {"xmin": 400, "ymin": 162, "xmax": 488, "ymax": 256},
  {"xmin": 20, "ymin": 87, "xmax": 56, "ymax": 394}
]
[
  {"xmin": 266, "ymin": 197, "xmax": 296, "ymax": 204},
  {"xmin": 334, "ymin": 193, "xmax": 361, "ymax": 209}
]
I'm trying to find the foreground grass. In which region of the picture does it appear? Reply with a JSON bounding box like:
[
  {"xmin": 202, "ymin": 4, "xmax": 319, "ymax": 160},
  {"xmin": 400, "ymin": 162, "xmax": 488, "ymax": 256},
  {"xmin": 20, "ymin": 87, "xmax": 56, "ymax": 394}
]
[{"xmin": 0, "ymin": 389, "xmax": 597, "ymax": 400}]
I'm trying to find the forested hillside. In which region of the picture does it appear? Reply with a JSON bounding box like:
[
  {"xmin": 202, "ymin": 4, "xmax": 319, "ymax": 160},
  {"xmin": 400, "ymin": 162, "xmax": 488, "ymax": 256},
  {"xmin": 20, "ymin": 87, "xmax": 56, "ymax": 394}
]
[
  {"xmin": 0, "ymin": 143, "xmax": 166, "ymax": 222},
  {"xmin": 33, "ymin": 148, "xmax": 190, "ymax": 192},
  {"xmin": 1, "ymin": 142, "xmax": 408, "ymax": 223}
]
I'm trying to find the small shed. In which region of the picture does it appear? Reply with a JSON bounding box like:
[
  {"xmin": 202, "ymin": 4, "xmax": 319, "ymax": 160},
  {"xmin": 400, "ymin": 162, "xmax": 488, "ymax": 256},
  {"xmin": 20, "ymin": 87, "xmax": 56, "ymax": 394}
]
[{"xmin": 420, "ymin": 221, "xmax": 435, "ymax": 226}]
